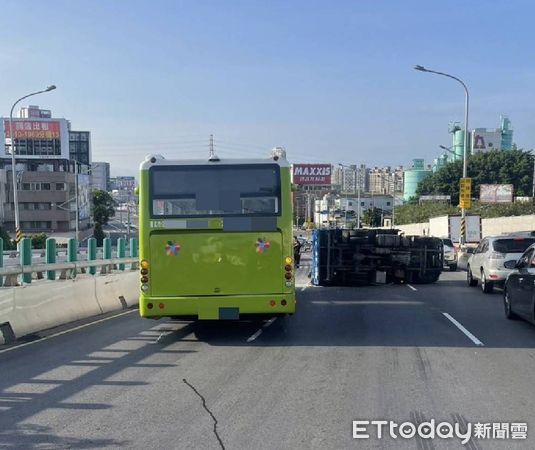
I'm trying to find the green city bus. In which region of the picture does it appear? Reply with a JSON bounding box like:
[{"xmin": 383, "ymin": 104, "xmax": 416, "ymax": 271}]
[{"xmin": 138, "ymin": 149, "xmax": 296, "ymax": 319}]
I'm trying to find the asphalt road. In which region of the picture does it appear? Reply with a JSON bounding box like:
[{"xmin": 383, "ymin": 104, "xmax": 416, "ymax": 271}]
[{"xmin": 1, "ymin": 258, "xmax": 535, "ymax": 449}]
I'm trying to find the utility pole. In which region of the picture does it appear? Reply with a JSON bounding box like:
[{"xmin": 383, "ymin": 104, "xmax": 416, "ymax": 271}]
[
  {"xmin": 357, "ymin": 166, "xmax": 361, "ymax": 229},
  {"xmin": 532, "ymin": 157, "xmax": 535, "ymax": 203},
  {"xmin": 209, "ymin": 134, "xmax": 214, "ymax": 159},
  {"xmin": 127, "ymin": 191, "xmax": 131, "ymax": 242},
  {"xmin": 75, "ymin": 164, "xmax": 79, "ymax": 242}
]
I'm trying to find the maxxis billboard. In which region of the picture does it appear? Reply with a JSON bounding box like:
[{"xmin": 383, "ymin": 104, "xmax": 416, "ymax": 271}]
[{"xmin": 291, "ymin": 164, "xmax": 332, "ymax": 185}]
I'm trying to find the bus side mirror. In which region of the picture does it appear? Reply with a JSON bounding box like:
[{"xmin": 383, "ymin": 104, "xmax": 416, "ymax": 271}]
[{"xmin": 134, "ymin": 186, "xmax": 139, "ymax": 196}]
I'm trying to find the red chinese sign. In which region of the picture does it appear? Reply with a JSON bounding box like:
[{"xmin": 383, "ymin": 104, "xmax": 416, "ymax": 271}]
[{"xmin": 4, "ymin": 120, "xmax": 61, "ymax": 140}]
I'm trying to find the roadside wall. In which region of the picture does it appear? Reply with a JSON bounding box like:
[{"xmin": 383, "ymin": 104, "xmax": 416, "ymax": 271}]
[
  {"xmin": 396, "ymin": 222, "xmax": 430, "ymax": 236},
  {"xmin": 397, "ymin": 214, "xmax": 535, "ymax": 239},
  {"xmin": 0, "ymin": 271, "xmax": 138, "ymax": 345},
  {"xmin": 481, "ymin": 215, "xmax": 535, "ymax": 236}
]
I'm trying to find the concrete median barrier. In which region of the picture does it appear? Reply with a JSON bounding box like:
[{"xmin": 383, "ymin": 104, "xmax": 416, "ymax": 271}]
[
  {"xmin": 0, "ymin": 272, "xmax": 139, "ymax": 346},
  {"xmin": 95, "ymin": 271, "xmax": 139, "ymax": 312}
]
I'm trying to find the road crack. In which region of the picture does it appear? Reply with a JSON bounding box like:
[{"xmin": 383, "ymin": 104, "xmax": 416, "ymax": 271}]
[{"xmin": 183, "ymin": 378, "xmax": 225, "ymax": 450}]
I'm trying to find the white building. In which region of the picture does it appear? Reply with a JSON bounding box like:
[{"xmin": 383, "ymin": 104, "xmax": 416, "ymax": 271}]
[
  {"xmin": 313, "ymin": 194, "xmax": 403, "ymax": 228},
  {"xmin": 91, "ymin": 162, "xmax": 110, "ymax": 191},
  {"xmin": 332, "ymin": 164, "xmax": 368, "ymax": 193}
]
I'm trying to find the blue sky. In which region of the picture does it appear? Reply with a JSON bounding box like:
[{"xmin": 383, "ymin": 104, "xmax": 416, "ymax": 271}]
[{"xmin": 1, "ymin": 0, "xmax": 534, "ymax": 176}]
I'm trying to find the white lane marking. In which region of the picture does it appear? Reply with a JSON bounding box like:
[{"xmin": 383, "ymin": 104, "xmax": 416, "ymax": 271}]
[
  {"xmin": 300, "ymin": 286, "xmax": 308, "ymax": 292},
  {"xmin": 246, "ymin": 329, "xmax": 263, "ymax": 343},
  {"xmin": 0, "ymin": 309, "xmax": 137, "ymax": 355},
  {"xmin": 407, "ymin": 284, "xmax": 417, "ymax": 291},
  {"xmin": 246, "ymin": 317, "xmax": 277, "ymax": 343},
  {"xmin": 442, "ymin": 312, "xmax": 484, "ymax": 346},
  {"xmin": 263, "ymin": 317, "xmax": 277, "ymax": 329}
]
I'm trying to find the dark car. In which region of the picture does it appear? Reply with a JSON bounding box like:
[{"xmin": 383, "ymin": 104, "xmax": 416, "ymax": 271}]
[{"xmin": 503, "ymin": 243, "xmax": 535, "ymax": 324}]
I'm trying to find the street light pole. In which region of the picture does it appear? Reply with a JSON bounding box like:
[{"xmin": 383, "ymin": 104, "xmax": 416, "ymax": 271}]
[
  {"xmin": 414, "ymin": 65, "xmax": 469, "ymax": 246},
  {"xmin": 75, "ymin": 165, "xmax": 79, "ymax": 241},
  {"xmin": 8, "ymin": 85, "xmax": 57, "ymax": 247},
  {"xmin": 439, "ymin": 145, "xmax": 458, "ymax": 157},
  {"xmin": 357, "ymin": 167, "xmax": 361, "ymax": 228}
]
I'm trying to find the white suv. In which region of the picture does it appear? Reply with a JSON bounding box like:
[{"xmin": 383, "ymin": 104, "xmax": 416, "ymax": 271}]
[{"xmin": 467, "ymin": 235, "xmax": 535, "ymax": 293}]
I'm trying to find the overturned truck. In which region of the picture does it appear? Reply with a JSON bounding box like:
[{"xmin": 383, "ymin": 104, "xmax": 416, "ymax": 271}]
[{"xmin": 311, "ymin": 228, "xmax": 443, "ymax": 286}]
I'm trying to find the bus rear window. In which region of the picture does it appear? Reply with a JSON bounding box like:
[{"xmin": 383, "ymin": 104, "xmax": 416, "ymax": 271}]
[{"xmin": 150, "ymin": 165, "xmax": 281, "ymax": 217}]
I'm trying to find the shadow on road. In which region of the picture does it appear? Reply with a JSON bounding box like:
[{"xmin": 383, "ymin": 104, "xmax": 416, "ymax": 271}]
[
  {"xmin": 0, "ymin": 321, "xmax": 197, "ymax": 446},
  {"xmin": 0, "ymin": 423, "xmax": 126, "ymax": 449}
]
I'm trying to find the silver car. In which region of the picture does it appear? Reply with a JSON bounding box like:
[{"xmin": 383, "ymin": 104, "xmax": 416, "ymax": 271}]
[
  {"xmin": 467, "ymin": 235, "xmax": 535, "ymax": 293},
  {"xmin": 442, "ymin": 238, "xmax": 457, "ymax": 271}
]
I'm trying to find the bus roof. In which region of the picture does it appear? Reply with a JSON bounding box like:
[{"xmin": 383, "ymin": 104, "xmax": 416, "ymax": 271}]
[{"xmin": 140, "ymin": 154, "xmax": 290, "ymax": 170}]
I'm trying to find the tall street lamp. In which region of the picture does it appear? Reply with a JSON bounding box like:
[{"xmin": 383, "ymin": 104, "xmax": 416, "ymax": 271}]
[
  {"xmin": 414, "ymin": 64, "xmax": 470, "ymax": 246},
  {"xmin": 8, "ymin": 85, "xmax": 57, "ymax": 245},
  {"xmin": 439, "ymin": 144, "xmax": 456, "ymax": 156}
]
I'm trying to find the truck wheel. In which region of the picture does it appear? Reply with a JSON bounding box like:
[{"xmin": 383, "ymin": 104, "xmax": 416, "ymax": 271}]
[
  {"xmin": 481, "ymin": 270, "xmax": 493, "ymax": 294},
  {"xmin": 467, "ymin": 267, "xmax": 477, "ymax": 287}
]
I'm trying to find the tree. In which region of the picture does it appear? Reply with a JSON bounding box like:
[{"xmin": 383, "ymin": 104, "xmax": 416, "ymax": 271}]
[
  {"xmin": 92, "ymin": 190, "xmax": 115, "ymax": 246},
  {"xmin": 416, "ymin": 149, "xmax": 534, "ymax": 204},
  {"xmin": 362, "ymin": 207, "xmax": 383, "ymax": 227},
  {"xmin": 0, "ymin": 225, "xmax": 15, "ymax": 250},
  {"xmin": 394, "ymin": 200, "xmax": 535, "ymax": 225},
  {"xmin": 93, "ymin": 223, "xmax": 106, "ymax": 246},
  {"xmin": 31, "ymin": 233, "xmax": 48, "ymax": 249}
]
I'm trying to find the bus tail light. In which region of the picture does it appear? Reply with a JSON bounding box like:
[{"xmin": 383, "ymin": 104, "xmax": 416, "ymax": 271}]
[
  {"xmin": 158, "ymin": 303, "xmax": 165, "ymax": 309},
  {"xmin": 281, "ymin": 299, "xmax": 287, "ymax": 306},
  {"xmin": 284, "ymin": 258, "xmax": 293, "ymax": 283},
  {"xmin": 140, "ymin": 263, "xmax": 149, "ymax": 293},
  {"xmin": 270, "ymin": 300, "xmax": 276, "ymax": 307},
  {"xmin": 147, "ymin": 302, "xmax": 153, "ymax": 309}
]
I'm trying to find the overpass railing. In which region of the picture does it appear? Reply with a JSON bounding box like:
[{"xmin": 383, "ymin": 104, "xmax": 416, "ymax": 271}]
[{"xmin": 0, "ymin": 237, "xmax": 138, "ymax": 286}]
